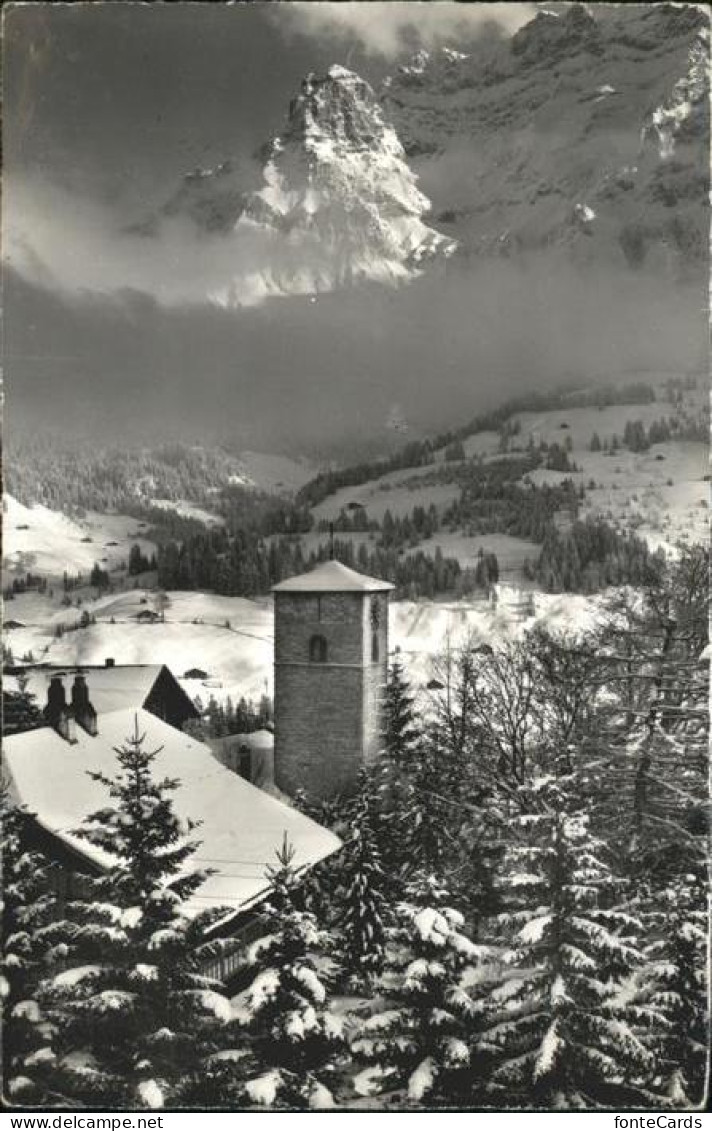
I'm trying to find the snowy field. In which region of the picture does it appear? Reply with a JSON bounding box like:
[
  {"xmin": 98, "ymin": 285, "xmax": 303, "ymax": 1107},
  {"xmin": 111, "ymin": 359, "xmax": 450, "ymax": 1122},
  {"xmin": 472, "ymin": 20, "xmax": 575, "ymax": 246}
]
[
  {"xmin": 409, "ymin": 532, "xmax": 537, "ymax": 578},
  {"xmin": 522, "ymin": 439, "xmax": 708, "ymax": 551},
  {"xmin": 312, "ymin": 477, "xmax": 460, "ymax": 523},
  {"xmin": 282, "ymin": 530, "xmax": 536, "ymax": 579},
  {"xmin": 4, "ymin": 384, "xmax": 706, "ymax": 704},
  {"xmin": 3, "ymin": 495, "xmax": 156, "ymax": 579},
  {"xmin": 150, "ymin": 499, "xmax": 225, "ymax": 526},
  {"xmin": 512, "ymin": 403, "xmax": 668, "ymax": 451},
  {"xmin": 6, "ymin": 583, "xmax": 606, "ymax": 707},
  {"xmin": 233, "ymin": 450, "xmax": 316, "ymax": 494},
  {"xmin": 391, "ymin": 588, "xmax": 607, "ymax": 694},
  {"xmin": 310, "ymin": 387, "xmax": 707, "ymax": 555},
  {"xmin": 5, "ymin": 589, "xmax": 274, "ymax": 704}
]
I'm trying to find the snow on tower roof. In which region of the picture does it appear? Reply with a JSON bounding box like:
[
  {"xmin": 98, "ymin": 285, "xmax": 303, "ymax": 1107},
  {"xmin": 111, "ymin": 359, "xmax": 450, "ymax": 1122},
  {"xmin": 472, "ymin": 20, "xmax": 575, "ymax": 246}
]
[
  {"xmin": 272, "ymin": 559, "xmax": 394, "ymax": 593},
  {"xmin": 4, "ymin": 708, "xmax": 341, "ymax": 920}
]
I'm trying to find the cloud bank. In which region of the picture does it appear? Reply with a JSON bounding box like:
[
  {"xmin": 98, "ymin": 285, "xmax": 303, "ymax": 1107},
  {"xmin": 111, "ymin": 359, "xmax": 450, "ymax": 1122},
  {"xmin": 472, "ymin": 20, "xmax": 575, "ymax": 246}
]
[
  {"xmin": 5, "ymin": 176, "xmax": 333, "ymax": 309},
  {"xmin": 272, "ymin": 2, "xmax": 536, "ymax": 59}
]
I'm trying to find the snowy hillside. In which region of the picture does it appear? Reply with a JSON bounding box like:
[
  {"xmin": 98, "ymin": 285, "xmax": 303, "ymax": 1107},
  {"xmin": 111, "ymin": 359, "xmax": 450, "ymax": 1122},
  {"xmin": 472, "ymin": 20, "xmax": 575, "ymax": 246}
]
[
  {"xmin": 3, "ymin": 495, "xmax": 156, "ymax": 579},
  {"xmin": 308, "ymin": 375, "xmax": 708, "ymax": 560},
  {"xmin": 5, "ymin": 582, "xmax": 609, "ymax": 711}
]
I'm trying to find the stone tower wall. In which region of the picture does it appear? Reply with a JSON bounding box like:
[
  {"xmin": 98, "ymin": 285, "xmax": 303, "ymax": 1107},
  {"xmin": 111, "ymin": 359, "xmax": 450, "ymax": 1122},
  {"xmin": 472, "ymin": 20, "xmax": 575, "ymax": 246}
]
[
  {"xmin": 361, "ymin": 593, "xmax": 388, "ymax": 766},
  {"xmin": 274, "ymin": 589, "xmax": 389, "ymax": 798}
]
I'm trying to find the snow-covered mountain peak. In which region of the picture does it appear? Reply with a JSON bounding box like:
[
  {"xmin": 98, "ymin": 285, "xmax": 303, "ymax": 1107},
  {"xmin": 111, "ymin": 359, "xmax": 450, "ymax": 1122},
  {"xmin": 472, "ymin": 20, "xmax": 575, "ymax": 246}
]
[
  {"xmin": 208, "ymin": 66, "xmax": 455, "ymax": 305},
  {"xmin": 134, "ymin": 64, "xmax": 454, "ymax": 306},
  {"xmin": 268, "ymin": 66, "xmax": 404, "ymax": 169}
]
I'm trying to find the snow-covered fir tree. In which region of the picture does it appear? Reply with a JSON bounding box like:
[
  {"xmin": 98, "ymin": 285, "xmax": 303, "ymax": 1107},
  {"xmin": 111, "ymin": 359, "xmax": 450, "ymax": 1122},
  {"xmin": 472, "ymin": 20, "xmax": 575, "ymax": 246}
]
[
  {"xmin": 400, "ymin": 739, "xmax": 456, "ymax": 873},
  {"xmin": 477, "ymin": 776, "xmax": 653, "ymax": 1109},
  {"xmin": 3, "ymin": 673, "xmax": 43, "ymax": 736},
  {"xmin": 228, "ymin": 836, "xmax": 346, "ymax": 1109},
  {"xmin": 38, "ymin": 717, "xmax": 232, "ymax": 1109},
  {"xmin": 639, "ymin": 873, "xmax": 708, "ymax": 1108},
  {"xmin": 351, "ymin": 873, "xmax": 491, "ymax": 1106},
  {"xmin": 337, "ymin": 774, "xmax": 389, "ymax": 988},
  {"xmin": 1, "ymin": 794, "xmax": 60, "ymax": 1105}
]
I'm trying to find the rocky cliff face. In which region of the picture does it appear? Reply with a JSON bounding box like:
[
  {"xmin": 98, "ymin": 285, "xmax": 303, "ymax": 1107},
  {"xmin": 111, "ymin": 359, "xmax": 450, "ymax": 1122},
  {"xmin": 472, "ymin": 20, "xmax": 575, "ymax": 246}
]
[{"xmin": 383, "ymin": 3, "xmax": 708, "ymax": 278}]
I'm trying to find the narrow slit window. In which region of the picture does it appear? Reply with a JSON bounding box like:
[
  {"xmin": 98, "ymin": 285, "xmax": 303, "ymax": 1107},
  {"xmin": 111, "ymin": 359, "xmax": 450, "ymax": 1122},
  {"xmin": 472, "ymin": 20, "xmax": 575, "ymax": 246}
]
[
  {"xmin": 371, "ymin": 630, "xmax": 379, "ymax": 663},
  {"xmin": 309, "ymin": 634, "xmax": 328, "ymax": 663}
]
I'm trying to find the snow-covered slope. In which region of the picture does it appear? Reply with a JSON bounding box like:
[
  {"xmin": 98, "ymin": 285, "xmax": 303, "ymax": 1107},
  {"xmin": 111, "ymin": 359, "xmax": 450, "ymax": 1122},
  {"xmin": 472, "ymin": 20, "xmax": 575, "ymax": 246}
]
[
  {"xmin": 7, "ymin": 583, "xmax": 607, "ymax": 709},
  {"xmin": 3, "ymin": 495, "xmax": 156, "ymax": 579}
]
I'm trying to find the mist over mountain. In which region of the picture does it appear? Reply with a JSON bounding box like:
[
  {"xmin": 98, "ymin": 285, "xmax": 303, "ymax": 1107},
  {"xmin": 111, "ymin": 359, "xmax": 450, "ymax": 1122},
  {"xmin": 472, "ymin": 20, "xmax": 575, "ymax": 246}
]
[
  {"xmin": 6, "ymin": 250, "xmax": 705, "ymax": 459},
  {"xmin": 5, "ymin": 3, "xmax": 708, "ymax": 454}
]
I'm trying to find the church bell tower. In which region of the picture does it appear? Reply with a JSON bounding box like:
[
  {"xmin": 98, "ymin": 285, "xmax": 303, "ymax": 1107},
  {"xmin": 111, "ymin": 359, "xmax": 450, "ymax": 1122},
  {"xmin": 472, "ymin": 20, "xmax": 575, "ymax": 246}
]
[{"xmin": 272, "ymin": 560, "xmax": 394, "ymax": 799}]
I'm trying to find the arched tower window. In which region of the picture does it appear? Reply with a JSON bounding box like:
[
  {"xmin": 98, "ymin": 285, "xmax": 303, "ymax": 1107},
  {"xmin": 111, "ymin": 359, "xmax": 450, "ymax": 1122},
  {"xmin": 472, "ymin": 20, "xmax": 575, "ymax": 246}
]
[
  {"xmin": 370, "ymin": 596, "xmax": 381, "ymax": 662},
  {"xmin": 309, "ymin": 634, "xmax": 328, "ymax": 663}
]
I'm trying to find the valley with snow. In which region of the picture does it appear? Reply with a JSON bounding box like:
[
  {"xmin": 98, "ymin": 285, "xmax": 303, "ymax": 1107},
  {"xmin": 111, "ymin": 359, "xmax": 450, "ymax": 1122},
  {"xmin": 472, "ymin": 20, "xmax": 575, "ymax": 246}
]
[
  {"xmin": 2, "ymin": 1, "xmax": 709, "ymax": 1115},
  {"xmin": 4, "ymin": 374, "xmax": 707, "ymax": 706}
]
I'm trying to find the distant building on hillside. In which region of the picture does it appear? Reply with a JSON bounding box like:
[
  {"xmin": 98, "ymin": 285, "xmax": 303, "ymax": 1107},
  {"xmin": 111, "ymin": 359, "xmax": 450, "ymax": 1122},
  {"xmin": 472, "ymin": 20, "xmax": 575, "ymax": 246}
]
[
  {"xmin": 136, "ymin": 608, "xmax": 160, "ymax": 624},
  {"xmin": 272, "ymin": 559, "xmax": 393, "ymax": 799},
  {"xmin": 183, "ymin": 666, "xmax": 210, "ymax": 680}
]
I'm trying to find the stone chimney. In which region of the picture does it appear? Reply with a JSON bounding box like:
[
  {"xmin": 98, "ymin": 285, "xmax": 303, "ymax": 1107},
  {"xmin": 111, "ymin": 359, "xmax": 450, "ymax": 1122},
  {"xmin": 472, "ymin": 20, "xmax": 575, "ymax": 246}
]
[
  {"xmin": 71, "ymin": 674, "xmax": 98, "ymax": 737},
  {"xmin": 56, "ymin": 709, "xmax": 78, "ymax": 744},
  {"xmin": 44, "ymin": 675, "xmax": 78, "ymax": 744},
  {"xmin": 45, "ymin": 675, "xmax": 67, "ymax": 727}
]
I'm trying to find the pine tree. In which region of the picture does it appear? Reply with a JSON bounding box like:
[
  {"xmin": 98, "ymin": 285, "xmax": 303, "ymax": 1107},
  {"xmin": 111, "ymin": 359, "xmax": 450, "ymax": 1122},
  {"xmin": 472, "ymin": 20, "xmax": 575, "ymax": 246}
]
[
  {"xmin": 338, "ymin": 778, "xmax": 389, "ymax": 988},
  {"xmin": 640, "ymin": 875, "xmax": 708, "ymax": 1107},
  {"xmin": 401, "ymin": 738, "xmax": 456, "ymax": 872},
  {"xmin": 228, "ymin": 836, "xmax": 346, "ymax": 1109},
  {"xmin": 38, "ymin": 717, "xmax": 233, "ymax": 1109},
  {"xmin": 3, "ymin": 673, "xmax": 43, "ymax": 736},
  {"xmin": 594, "ymin": 544, "xmax": 708, "ymax": 872},
  {"xmin": 477, "ymin": 777, "xmax": 652, "ymax": 1109},
  {"xmin": 351, "ymin": 874, "xmax": 490, "ymax": 1106},
  {"xmin": 384, "ymin": 655, "xmax": 419, "ymax": 768},
  {"xmin": 1, "ymin": 794, "xmax": 61, "ymax": 1105},
  {"xmin": 379, "ymin": 656, "xmax": 452, "ymax": 877}
]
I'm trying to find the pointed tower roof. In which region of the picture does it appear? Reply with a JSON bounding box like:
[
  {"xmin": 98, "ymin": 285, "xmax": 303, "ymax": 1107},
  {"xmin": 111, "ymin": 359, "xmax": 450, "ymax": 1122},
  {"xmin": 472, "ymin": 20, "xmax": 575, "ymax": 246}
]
[{"xmin": 272, "ymin": 560, "xmax": 394, "ymax": 593}]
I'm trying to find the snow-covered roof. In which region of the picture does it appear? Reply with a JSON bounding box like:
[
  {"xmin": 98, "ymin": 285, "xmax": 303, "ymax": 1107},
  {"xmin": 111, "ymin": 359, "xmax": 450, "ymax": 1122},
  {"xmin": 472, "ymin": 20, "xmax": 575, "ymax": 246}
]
[
  {"xmin": 272, "ymin": 560, "xmax": 394, "ymax": 593},
  {"xmin": 4, "ymin": 708, "xmax": 341, "ymax": 918},
  {"xmin": 6, "ymin": 664, "xmax": 176, "ymax": 717}
]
